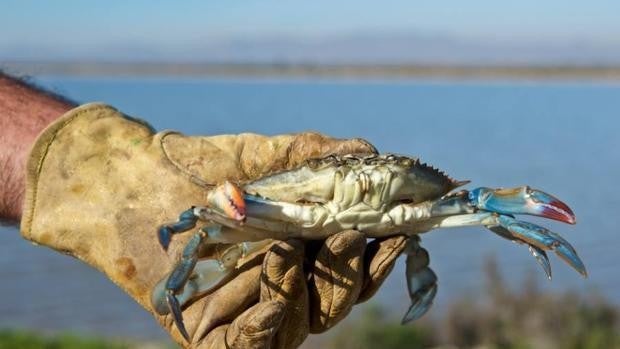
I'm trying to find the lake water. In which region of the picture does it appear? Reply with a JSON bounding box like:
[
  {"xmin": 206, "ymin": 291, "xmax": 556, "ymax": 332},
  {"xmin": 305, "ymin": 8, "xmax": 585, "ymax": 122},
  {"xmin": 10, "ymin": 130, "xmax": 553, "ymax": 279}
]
[{"xmin": 1, "ymin": 76, "xmax": 619, "ymax": 340}]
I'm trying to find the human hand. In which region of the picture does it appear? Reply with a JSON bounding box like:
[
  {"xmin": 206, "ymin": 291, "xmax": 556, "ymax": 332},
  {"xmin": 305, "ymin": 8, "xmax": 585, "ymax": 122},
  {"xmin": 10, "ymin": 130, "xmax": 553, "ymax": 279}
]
[{"xmin": 20, "ymin": 103, "xmax": 406, "ymax": 348}]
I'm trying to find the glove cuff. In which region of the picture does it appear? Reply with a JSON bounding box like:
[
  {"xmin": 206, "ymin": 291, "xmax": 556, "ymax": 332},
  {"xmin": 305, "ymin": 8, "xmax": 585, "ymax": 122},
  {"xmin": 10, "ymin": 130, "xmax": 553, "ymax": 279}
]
[
  {"xmin": 19, "ymin": 102, "xmax": 183, "ymax": 312},
  {"xmin": 22, "ymin": 103, "xmax": 135, "ymax": 240}
]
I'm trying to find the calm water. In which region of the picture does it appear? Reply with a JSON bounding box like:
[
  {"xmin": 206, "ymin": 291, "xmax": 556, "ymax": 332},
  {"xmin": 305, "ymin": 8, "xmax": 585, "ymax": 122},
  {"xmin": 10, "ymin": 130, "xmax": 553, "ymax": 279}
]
[{"xmin": 1, "ymin": 77, "xmax": 619, "ymax": 339}]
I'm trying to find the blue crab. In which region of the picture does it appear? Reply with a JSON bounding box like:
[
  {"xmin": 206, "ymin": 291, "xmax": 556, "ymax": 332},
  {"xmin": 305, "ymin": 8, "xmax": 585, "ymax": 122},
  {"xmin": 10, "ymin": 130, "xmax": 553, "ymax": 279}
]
[{"xmin": 151, "ymin": 154, "xmax": 586, "ymax": 341}]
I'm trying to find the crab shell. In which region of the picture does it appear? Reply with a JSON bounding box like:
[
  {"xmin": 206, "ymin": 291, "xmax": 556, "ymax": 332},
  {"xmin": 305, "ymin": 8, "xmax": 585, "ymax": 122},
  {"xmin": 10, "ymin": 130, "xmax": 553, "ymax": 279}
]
[{"xmin": 242, "ymin": 154, "xmax": 468, "ymax": 213}]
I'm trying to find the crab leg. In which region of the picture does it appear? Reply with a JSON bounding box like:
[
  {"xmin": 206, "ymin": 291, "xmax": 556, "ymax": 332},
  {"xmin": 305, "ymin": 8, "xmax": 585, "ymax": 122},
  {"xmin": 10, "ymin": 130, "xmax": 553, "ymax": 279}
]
[
  {"xmin": 158, "ymin": 208, "xmax": 199, "ymax": 250},
  {"xmin": 402, "ymin": 236, "xmax": 438, "ymax": 324},
  {"xmin": 204, "ymin": 183, "xmax": 333, "ymax": 239},
  {"xmin": 152, "ymin": 259, "xmax": 229, "ymax": 315},
  {"xmin": 396, "ymin": 186, "xmax": 585, "ymax": 278},
  {"xmin": 154, "ymin": 224, "xmax": 271, "ymax": 342},
  {"xmin": 162, "ymin": 228, "xmax": 209, "ymax": 341},
  {"xmin": 152, "ymin": 183, "xmax": 252, "ymax": 342},
  {"xmin": 427, "ymin": 212, "xmax": 586, "ymax": 278},
  {"xmin": 157, "ymin": 179, "xmax": 249, "ymax": 250}
]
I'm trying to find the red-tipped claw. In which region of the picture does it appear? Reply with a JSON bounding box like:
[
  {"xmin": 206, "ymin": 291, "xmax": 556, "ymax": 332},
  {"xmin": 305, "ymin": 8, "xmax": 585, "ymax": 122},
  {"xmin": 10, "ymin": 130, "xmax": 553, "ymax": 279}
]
[
  {"xmin": 208, "ymin": 181, "xmax": 246, "ymax": 221},
  {"xmin": 469, "ymin": 186, "xmax": 576, "ymax": 224},
  {"xmin": 527, "ymin": 188, "xmax": 576, "ymax": 224}
]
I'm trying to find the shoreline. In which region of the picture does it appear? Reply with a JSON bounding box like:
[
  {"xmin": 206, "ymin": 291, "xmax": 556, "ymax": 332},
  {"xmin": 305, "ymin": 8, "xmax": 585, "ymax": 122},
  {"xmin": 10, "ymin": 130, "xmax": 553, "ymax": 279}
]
[{"xmin": 4, "ymin": 61, "xmax": 620, "ymax": 81}]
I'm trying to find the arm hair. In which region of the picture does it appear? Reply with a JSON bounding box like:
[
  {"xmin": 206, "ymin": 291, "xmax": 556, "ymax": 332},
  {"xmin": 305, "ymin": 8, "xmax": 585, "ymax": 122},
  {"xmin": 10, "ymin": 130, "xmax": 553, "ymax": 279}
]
[{"xmin": 0, "ymin": 70, "xmax": 76, "ymax": 223}]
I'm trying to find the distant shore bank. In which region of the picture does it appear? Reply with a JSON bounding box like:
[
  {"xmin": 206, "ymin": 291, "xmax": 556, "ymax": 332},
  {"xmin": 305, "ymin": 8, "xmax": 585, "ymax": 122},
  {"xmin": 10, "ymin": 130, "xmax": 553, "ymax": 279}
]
[{"xmin": 4, "ymin": 62, "xmax": 620, "ymax": 81}]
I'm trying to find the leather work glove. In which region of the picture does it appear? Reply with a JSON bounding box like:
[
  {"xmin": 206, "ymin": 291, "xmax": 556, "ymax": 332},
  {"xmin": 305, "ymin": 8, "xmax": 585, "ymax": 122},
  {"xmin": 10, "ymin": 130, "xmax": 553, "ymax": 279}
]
[{"xmin": 20, "ymin": 103, "xmax": 407, "ymax": 348}]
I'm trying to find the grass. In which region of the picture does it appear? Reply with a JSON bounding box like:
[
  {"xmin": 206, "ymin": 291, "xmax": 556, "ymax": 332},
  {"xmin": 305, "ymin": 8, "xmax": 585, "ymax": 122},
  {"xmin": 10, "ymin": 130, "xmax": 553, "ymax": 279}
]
[
  {"xmin": 0, "ymin": 329, "xmax": 129, "ymax": 349},
  {"xmin": 0, "ymin": 329, "xmax": 172, "ymax": 349}
]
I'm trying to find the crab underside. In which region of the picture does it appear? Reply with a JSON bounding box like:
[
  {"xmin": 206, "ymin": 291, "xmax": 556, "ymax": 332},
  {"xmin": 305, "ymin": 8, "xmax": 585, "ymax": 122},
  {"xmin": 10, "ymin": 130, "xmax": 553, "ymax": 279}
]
[{"xmin": 151, "ymin": 154, "xmax": 586, "ymax": 342}]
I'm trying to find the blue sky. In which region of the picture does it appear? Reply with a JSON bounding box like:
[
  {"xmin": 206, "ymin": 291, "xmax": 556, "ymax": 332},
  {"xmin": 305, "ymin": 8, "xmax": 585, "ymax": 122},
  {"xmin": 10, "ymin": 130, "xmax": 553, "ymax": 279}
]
[{"xmin": 2, "ymin": 1, "xmax": 620, "ymax": 62}]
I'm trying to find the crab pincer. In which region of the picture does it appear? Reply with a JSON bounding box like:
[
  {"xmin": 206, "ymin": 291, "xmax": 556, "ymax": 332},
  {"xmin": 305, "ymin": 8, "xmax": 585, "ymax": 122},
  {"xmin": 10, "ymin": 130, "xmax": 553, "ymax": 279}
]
[
  {"xmin": 495, "ymin": 216, "xmax": 587, "ymax": 277},
  {"xmin": 467, "ymin": 186, "xmax": 586, "ymax": 278},
  {"xmin": 207, "ymin": 181, "xmax": 247, "ymax": 221},
  {"xmin": 468, "ymin": 186, "xmax": 576, "ymax": 224}
]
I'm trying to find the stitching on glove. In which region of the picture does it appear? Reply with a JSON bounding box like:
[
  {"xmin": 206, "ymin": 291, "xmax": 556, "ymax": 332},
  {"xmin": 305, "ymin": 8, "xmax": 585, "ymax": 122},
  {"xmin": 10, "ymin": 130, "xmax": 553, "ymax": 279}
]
[
  {"xmin": 159, "ymin": 131, "xmax": 216, "ymax": 188},
  {"xmin": 353, "ymin": 137, "xmax": 379, "ymax": 155}
]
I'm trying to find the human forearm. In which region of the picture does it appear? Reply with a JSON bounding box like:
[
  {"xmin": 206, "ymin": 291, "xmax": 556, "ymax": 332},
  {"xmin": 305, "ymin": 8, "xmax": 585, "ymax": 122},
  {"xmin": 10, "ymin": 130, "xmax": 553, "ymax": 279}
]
[{"xmin": 0, "ymin": 72, "xmax": 75, "ymax": 222}]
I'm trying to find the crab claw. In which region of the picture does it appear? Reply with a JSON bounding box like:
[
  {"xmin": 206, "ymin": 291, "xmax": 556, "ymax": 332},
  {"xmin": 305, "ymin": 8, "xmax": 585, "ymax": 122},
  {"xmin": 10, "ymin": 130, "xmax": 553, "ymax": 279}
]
[
  {"xmin": 469, "ymin": 186, "xmax": 576, "ymax": 224},
  {"xmin": 167, "ymin": 290, "xmax": 190, "ymax": 342},
  {"xmin": 497, "ymin": 215, "xmax": 587, "ymax": 278},
  {"xmin": 528, "ymin": 245, "xmax": 552, "ymax": 280},
  {"xmin": 487, "ymin": 225, "xmax": 553, "ymax": 279},
  {"xmin": 207, "ymin": 181, "xmax": 246, "ymax": 221}
]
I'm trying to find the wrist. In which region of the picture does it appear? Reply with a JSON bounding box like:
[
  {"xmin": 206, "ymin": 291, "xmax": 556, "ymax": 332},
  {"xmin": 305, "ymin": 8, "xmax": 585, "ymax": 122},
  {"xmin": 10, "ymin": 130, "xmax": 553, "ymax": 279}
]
[
  {"xmin": 0, "ymin": 130, "xmax": 41, "ymax": 222},
  {"xmin": 0, "ymin": 72, "xmax": 75, "ymax": 222}
]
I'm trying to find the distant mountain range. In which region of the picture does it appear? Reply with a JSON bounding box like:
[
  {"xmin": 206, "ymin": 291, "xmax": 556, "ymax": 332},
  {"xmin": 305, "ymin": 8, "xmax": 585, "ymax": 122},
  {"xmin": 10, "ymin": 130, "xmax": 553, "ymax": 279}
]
[{"xmin": 2, "ymin": 32, "xmax": 620, "ymax": 65}]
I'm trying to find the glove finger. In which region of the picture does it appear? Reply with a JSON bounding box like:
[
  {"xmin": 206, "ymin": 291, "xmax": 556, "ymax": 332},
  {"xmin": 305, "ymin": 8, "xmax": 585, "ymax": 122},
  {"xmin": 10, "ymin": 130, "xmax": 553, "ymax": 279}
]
[
  {"xmin": 197, "ymin": 300, "xmax": 286, "ymax": 349},
  {"xmin": 356, "ymin": 235, "xmax": 408, "ymax": 304},
  {"xmin": 308, "ymin": 230, "xmax": 366, "ymax": 333},
  {"xmin": 226, "ymin": 300, "xmax": 286, "ymax": 349},
  {"xmin": 260, "ymin": 239, "xmax": 309, "ymax": 349},
  {"xmin": 284, "ymin": 133, "xmax": 378, "ymax": 169},
  {"xmin": 196, "ymin": 324, "xmax": 228, "ymax": 349},
  {"xmin": 188, "ymin": 252, "xmax": 264, "ymax": 343},
  {"xmin": 168, "ymin": 132, "xmax": 378, "ymax": 184}
]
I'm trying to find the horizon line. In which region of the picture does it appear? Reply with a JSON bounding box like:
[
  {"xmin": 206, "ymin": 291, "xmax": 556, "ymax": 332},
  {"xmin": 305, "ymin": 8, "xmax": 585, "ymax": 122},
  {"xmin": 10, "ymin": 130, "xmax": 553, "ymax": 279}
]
[{"xmin": 4, "ymin": 61, "xmax": 620, "ymax": 81}]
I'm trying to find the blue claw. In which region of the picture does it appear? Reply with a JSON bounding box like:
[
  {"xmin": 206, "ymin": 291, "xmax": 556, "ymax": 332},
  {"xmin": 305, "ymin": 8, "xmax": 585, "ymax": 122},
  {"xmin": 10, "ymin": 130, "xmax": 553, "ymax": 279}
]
[
  {"xmin": 161, "ymin": 231, "xmax": 206, "ymax": 343},
  {"xmin": 498, "ymin": 215, "xmax": 587, "ymax": 278},
  {"xmin": 487, "ymin": 225, "xmax": 552, "ymax": 280},
  {"xmin": 167, "ymin": 291, "xmax": 190, "ymax": 342},
  {"xmin": 470, "ymin": 186, "xmax": 576, "ymax": 224},
  {"xmin": 553, "ymin": 239, "xmax": 588, "ymax": 278},
  {"xmin": 528, "ymin": 245, "xmax": 552, "ymax": 280}
]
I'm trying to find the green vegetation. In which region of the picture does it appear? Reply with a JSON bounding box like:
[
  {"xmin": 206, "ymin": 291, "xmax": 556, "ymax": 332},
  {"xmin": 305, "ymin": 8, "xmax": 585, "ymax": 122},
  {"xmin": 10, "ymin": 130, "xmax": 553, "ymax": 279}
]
[
  {"xmin": 0, "ymin": 329, "xmax": 172, "ymax": 349},
  {"xmin": 329, "ymin": 258, "xmax": 620, "ymax": 349},
  {"xmin": 328, "ymin": 304, "xmax": 436, "ymax": 349},
  {"xmin": 0, "ymin": 329, "xmax": 129, "ymax": 349}
]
